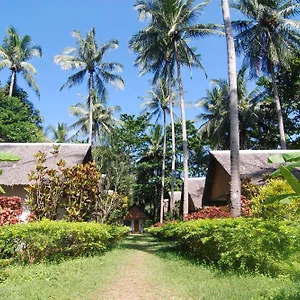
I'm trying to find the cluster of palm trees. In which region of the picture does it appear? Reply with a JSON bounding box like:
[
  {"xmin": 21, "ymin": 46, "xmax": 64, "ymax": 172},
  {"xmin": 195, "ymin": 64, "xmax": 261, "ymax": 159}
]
[
  {"xmin": 0, "ymin": 0, "xmax": 299, "ymax": 219},
  {"xmin": 0, "ymin": 26, "xmax": 124, "ymax": 145}
]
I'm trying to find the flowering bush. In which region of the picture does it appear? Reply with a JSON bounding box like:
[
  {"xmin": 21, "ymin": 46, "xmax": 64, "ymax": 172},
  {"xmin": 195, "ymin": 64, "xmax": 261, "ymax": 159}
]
[{"xmin": 0, "ymin": 196, "xmax": 22, "ymax": 226}]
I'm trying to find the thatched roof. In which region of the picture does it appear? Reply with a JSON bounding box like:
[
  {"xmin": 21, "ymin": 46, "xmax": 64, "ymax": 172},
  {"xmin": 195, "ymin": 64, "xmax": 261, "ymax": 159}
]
[
  {"xmin": 187, "ymin": 178, "xmax": 206, "ymax": 209},
  {"xmin": 211, "ymin": 150, "xmax": 300, "ymax": 182},
  {"xmin": 0, "ymin": 143, "xmax": 92, "ymax": 186},
  {"xmin": 124, "ymin": 205, "xmax": 149, "ymax": 220}
]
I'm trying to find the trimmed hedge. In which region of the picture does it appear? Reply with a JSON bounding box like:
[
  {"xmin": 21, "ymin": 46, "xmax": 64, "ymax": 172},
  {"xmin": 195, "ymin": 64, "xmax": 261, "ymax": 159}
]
[
  {"xmin": 147, "ymin": 218, "xmax": 300, "ymax": 274},
  {"xmin": 0, "ymin": 220, "xmax": 130, "ymax": 263}
]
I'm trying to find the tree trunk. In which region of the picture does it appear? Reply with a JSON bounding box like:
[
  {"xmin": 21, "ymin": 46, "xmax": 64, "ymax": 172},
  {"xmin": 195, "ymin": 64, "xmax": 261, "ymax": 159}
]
[
  {"xmin": 88, "ymin": 72, "xmax": 94, "ymax": 145},
  {"xmin": 169, "ymin": 92, "xmax": 176, "ymax": 214},
  {"xmin": 160, "ymin": 110, "xmax": 167, "ymax": 223},
  {"xmin": 221, "ymin": 0, "xmax": 241, "ymax": 217},
  {"xmin": 270, "ymin": 65, "xmax": 287, "ymax": 150},
  {"xmin": 9, "ymin": 70, "xmax": 16, "ymax": 97},
  {"xmin": 174, "ymin": 42, "xmax": 189, "ymax": 217}
]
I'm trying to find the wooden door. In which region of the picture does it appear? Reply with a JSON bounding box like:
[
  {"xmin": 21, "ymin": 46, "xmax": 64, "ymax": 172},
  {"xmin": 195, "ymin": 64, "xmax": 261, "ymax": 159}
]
[{"xmin": 134, "ymin": 220, "xmax": 139, "ymax": 233}]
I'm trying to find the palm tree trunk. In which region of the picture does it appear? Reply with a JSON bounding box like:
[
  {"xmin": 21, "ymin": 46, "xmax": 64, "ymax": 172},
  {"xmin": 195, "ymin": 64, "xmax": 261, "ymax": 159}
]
[
  {"xmin": 174, "ymin": 42, "xmax": 189, "ymax": 217},
  {"xmin": 9, "ymin": 70, "xmax": 16, "ymax": 97},
  {"xmin": 221, "ymin": 0, "xmax": 241, "ymax": 217},
  {"xmin": 160, "ymin": 110, "xmax": 167, "ymax": 223},
  {"xmin": 270, "ymin": 65, "xmax": 286, "ymax": 150},
  {"xmin": 88, "ymin": 72, "xmax": 93, "ymax": 144},
  {"xmin": 169, "ymin": 93, "xmax": 176, "ymax": 214}
]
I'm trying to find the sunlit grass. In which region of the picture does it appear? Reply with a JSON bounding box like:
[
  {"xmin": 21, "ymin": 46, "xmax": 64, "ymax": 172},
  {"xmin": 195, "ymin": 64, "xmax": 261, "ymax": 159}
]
[{"xmin": 0, "ymin": 235, "xmax": 299, "ymax": 300}]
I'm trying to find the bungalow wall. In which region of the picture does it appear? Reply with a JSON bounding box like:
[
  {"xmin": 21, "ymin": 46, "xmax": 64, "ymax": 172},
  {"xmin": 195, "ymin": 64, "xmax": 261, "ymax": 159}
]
[{"xmin": 210, "ymin": 163, "xmax": 230, "ymax": 202}]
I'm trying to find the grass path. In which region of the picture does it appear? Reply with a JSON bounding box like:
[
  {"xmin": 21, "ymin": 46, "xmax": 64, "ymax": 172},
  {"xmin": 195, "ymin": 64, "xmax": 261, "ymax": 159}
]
[{"xmin": 0, "ymin": 235, "xmax": 299, "ymax": 300}]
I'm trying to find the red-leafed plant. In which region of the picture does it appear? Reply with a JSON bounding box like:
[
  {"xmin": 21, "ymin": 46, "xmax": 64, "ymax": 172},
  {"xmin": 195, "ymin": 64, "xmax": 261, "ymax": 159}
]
[
  {"xmin": 185, "ymin": 206, "xmax": 231, "ymax": 220},
  {"xmin": 184, "ymin": 196, "xmax": 251, "ymax": 221},
  {"xmin": 0, "ymin": 196, "xmax": 22, "ymax": 226}
]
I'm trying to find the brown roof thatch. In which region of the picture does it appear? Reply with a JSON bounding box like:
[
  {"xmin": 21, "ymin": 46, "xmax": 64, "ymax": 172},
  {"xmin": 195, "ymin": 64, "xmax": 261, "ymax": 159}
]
[
  {"xmin": 202, "ymin": 149, "xmax": 300, "ymax": 206},
  {"xmin": 0, "ymin": 143, "xmax": 92, "ymax": 186},
  {"xmin": 187, "ymin": 178, "xmax": 206, "ymax": 210},
  {"xmin": 124, "ymin": 205, "xmax": 149, "ymax": 220},
  {"xmin": 211, "ymin": 150, "xmax": 300, "ymax": 182}
]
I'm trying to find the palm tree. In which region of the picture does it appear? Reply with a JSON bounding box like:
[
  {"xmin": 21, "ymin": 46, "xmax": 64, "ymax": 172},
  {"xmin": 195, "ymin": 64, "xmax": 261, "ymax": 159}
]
[
  {"xmin": 232, "ymin": 0, "xmax": 300, "ymax": 149},
  {"xmin": 221, "ymin": 0, "xmax": 241, "ymax": 217},
  {"xmin": 140, "ymin": 125, "xmax": 163, "ymax": 219},
  {"xmin": 129, "ymin": 0, "xmax": 223, "ymax": 216},
  {"xmin": 196, "ymin": 68, "xmax": 264, "ymax": 149},
  {"xmin": 54, "ymin": 28, "xmax": 124, "ymax": 144},
  {"xmin": 46, "ymin": 123, "xmax": 69, "ymax": 143},
  {"xmin": 140, "ymin": 79, "xmax": 174, "ymax": 223},
  {"xmin": 68, "ymin": 92, "xmax": 121, "ymax": 144},
  {"xmin": 0, "ymin": 26, "xmax": 42, "ymax": 98}
]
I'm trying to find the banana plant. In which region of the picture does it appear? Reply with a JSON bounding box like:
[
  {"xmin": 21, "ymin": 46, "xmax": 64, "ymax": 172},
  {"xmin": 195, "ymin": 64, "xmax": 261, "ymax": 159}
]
[
  {"xmin": 0, "ymin": 152, "xmax": 20, "ymax": 193},
  {"xmin": 265, "ymin": 152, "xmax": 300, "ymax": 205}
]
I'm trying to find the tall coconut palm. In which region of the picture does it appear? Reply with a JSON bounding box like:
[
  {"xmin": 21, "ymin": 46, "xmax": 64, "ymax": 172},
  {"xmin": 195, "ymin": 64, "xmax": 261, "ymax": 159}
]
[
  {"xmin": 0, "ymin": 26, "xmax": 42, "ymax": 98},
  {"xmin": 68, "ymin": 92, "xmax": 121, "ymax": 144},
  {"xmin": 231, "ymin": 0, "xmax": 300, "ymax": 149},
  {"xmin": 54, "ymin": 28, "xmax": 124, "ymax": 144},
  {"xmin": 46, "ymin": 122, "xmax": 69, "ymax": 143},
  {"xmin": 196, "ymin": 67, "xmax": 264, "ymax": 149},
  {"xmin": 221, "ymin": 0, "xmax": 241, "ymax": 217},
  {"xmin": 140, "ymin": 79, "xmax": 175, "ymax": 223},
  {"xmin": 129, "ymin": 0, "xmax": 223, "ymax": 216}
]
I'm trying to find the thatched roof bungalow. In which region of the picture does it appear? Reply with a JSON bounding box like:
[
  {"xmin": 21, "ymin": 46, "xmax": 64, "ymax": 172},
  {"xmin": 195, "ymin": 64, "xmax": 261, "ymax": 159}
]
[
  {"xmin": 202, "ymin": 149, "xmax": 300, "ymax": 206},
  {"xmin": 0, "ymin": 143, "xmax": 92, "ymax": 201},
  {"xmin": 123, "ymin": 205, "xmax": 150, "ymax": 233}
]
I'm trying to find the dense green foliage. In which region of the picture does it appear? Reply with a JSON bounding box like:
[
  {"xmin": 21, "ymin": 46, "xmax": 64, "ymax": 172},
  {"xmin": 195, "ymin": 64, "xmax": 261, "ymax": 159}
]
[
  {"xmin": 0, "ymin": 26, "xmax": 42, "ymax": 97},
  {"xmin": 147, "ymin": 218, "xmax": 300, "ymax": 275},
  {"xmin": 0, "ymin": 220, "xmax": 129, "ymax": 264},
  {"xmin": 0, "ymin": 89, "xmax": 44, "ymax": 142},
  {"xmin": 26, "ymin": 150, "xmax": 128, "ymax": 223},
  {"xmin": 251, "ymin": 178, "xmax": 300, "ymax": 219}
]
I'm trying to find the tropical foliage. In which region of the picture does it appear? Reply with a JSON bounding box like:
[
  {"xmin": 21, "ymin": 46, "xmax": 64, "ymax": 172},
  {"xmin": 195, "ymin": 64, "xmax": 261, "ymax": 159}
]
[
  {"xmin": 0, "ymin": 26, "xmax": 42, "ymax": 97},
  {"xmin": 54, "ymin": 28, "xmax": 124, "ymax": 143},
  {"xmin": 130, "ymin": 0, "xmax": 223, "ymax": 216},
  {"xmin": 196, "ymin": 68, "xmax": 264, "ymax": 149},
  {"xmin": 232, "ymin": 0, "xmax": 300, "ymax": 149},
  {"xmin": 68, "ymin": 92, "xmax": 120, "ymax": 143}
]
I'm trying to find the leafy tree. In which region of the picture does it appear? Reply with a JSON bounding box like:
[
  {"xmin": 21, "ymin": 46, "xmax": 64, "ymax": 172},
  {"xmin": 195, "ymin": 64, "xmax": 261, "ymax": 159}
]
[
  {"xmin": 140, "ymin": 79, "xmax": 172, "ymax": 222},
  {"xmin": 221, "ymin": 0, "xmax": 241, "ymax": 216},
  {"xmin": 232, "ymin": 0, "xmax": 300, "ymax": 149},
  {"xmin": 196, "ymin": 68, "xmax": 264, "ymax": 149},
  {"xmin": 136, "ymin": 125, "xmax": 163, "ymax": 219},
  {"xmin": 54, "ymin": 28, "xmax": 124, "ymax": 144},
  {"xmin": 0, "ymin": 88, "xmax": 44, "ymax": 142},
  {"xmin": 276, "ymin": 57, "xmax": 300, "ymax": 146},
  {"xmin": 166, "ymin": 120, "xmax": 208, "ymax": 179},
  {"xmin": 130, "ymin": 0, "xmax": 222, "ymax": 216},
  {"xmin": 68, "ymin": 92, "xmax": 120, "ymax": 144},
  {"xmin": 46, "ymin": 123, "xmax": 69, "ymax": 143},
  {"xmin": 0, "ymin": 26, "xmax": 42, "ymax": 97}
]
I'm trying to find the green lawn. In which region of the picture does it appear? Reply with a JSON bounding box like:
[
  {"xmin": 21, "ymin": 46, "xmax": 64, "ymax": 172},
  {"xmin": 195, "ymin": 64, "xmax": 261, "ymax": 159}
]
[{"xmin": 0, "ymin": 235, "xmax": 299, "ymax": 300}]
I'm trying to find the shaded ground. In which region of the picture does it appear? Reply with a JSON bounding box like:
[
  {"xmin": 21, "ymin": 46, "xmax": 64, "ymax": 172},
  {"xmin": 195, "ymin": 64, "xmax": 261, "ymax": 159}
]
[{"xmin": 0, "ymin": 235, "xmax": 300, "ymax": 300}]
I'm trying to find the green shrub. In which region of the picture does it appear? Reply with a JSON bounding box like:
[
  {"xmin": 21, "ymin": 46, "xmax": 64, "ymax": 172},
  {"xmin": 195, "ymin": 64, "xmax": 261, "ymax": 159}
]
[
  {"xmin": 251, "ymin": 179, "xmax": 300, "ymax": 220},
  {"xmin": 147, "ymin": 218, "xmax": 300, "ymax": 275},
  {"xmin": 0, "ymin": 220, "xmax": 130, "ymax": 264}
]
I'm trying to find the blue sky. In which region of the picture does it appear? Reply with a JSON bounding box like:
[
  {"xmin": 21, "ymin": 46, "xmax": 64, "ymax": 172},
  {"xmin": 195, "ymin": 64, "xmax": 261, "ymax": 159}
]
[{"xmin": 1, "ymin": 0, "xmax": 244, "ymax": 131}]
